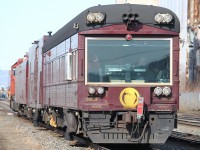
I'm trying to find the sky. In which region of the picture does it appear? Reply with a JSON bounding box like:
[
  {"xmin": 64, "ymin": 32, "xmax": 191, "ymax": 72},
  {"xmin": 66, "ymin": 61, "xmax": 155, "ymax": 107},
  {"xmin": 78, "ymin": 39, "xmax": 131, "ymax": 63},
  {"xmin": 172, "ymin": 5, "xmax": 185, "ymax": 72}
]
[{"xmin": 0, "ymin": 0, "xmax": 115, "ymax": 70}]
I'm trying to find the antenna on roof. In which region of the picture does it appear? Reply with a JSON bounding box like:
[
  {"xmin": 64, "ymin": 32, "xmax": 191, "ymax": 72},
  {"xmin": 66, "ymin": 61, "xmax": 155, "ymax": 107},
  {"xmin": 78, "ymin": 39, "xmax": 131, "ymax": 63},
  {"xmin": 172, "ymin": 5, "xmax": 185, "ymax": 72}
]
[
  {"xmin": 48, "ymin": 31, "xmax": 52, "ymax": 36},
  {"xmin": 32, "ymin": 41, "xmax": 39, "ymax": 44}
]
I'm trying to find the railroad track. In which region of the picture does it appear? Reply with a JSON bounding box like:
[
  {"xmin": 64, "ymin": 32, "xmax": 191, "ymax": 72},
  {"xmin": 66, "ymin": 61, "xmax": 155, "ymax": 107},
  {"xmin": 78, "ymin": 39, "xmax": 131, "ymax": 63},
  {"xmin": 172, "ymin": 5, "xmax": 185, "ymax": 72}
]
[
  {"xmin": 0, "ymin": 99, "xmax": 11, "ymax": 111},
  {"xmin": 38, "ymin": 122, "xmax": 110, "ymax": 150},
  {"xmin": 169, "ymin": 114, "xmax": 200, "ymax": 144},
  {"xmin": 2, "ymin": 101, "xmax": 199, "ymax": 148},
  {"xmin": 170, "ymin": 131, "xmax": 200, "ymax": 144},
  {"xmin": 178, "ymin": 114, "xmax": 200, "ymax": 127},
  {"xmin": 0, "ymin": 100, "xmax": 109, "ymax": 149}
]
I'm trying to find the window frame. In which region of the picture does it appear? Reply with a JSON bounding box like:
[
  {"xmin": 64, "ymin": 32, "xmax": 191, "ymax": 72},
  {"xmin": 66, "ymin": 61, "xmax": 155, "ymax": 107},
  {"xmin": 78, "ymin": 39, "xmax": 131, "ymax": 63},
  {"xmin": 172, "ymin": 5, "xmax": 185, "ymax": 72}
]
[
  {"xmin": 65, "ymin": 52, "xmax": 72, "ymax": 81},
  {"xmin": 85, "ymin": 37, "xmax": 173, "ymax": 86}
]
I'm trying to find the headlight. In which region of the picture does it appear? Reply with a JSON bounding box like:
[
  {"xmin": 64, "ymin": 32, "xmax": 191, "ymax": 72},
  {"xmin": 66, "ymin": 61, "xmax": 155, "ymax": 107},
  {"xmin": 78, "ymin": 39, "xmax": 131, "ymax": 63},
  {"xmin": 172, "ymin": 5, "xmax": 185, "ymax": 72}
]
[
  {"xmin": 97, "ymin": 87, "xmax": 104, "ymax": 95},
  {"xmin": 163, "ymin": 86, "xmax": 171, "ymax": 96},
  {"xmin": 87, "ymin": 12, "xmax": 105, "ymax": 23},
  {"xmin": 155, "ymin": 13, "xmax": 173, "ymax": 24},
  {"xmin": 87, "ymin": 13, "xmax": 96, "ymax": 22},
  {"xmin": 96, "ymin": 13, "xmax": 105, "ymax": 22},
  {"xmin": 88, "ymin": 87, "xmax": 96, "ymax": 95},
  {"xmin": 155, "ymin": 13, "xmax": 164, "ymax": 23},
  {"xmin": 154, "ymin": 87, "xmax": 162, "ymax": 96},
  {"xmin": 164, "ymin": 13, "xmax": 173, "ymax": 23}
]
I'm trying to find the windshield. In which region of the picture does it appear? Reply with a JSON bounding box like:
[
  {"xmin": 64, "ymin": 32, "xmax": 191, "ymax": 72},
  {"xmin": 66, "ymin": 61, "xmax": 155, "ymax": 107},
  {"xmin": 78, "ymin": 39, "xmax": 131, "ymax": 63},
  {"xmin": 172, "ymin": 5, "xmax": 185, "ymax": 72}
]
[{"xmin": 86, "ymin": 38, "xmax": 172, "ymax": 85}]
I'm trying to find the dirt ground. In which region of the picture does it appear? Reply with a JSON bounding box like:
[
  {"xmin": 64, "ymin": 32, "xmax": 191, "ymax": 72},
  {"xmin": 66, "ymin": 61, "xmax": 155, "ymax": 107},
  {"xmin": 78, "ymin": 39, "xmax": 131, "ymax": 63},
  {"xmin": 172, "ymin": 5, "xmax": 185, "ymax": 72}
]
[
  {"xmin": 0, "ymin": 100, "xmax": 85, "ymax": 150},
  {"xmin": 0, "ymin": 107, "xmax": 41, "ymax": 150}
]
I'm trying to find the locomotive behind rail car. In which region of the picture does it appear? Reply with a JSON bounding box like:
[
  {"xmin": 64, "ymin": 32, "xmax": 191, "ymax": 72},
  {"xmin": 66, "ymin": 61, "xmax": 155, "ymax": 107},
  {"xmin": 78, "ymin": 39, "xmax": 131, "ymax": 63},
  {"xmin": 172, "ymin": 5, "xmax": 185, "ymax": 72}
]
[
  {"xmin": 10, "ymin": 57, "xmax": 28, "ymax": 108},
  {"xmin": 10, "ymin": 4, "xmax": 180, "ymax": 144}
]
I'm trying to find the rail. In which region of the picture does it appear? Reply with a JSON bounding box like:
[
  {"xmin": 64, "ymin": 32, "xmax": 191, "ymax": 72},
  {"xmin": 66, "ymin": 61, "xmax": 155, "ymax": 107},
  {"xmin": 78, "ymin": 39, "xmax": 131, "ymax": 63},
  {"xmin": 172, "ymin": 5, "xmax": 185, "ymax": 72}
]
[
  {"xmin": 0, "ymin": 99, "xmax": 11, "ymax": 110},
  {"xmin": 170, "ymin": 114, "xmax": 200, "ymax": 144},
  {"xmin": 38, "ymin": 122, "xmax": 110, "ymax": 150},
  {"xmin": 177, "ymin": 114, "xmax": 200, "ymax": 127},
  {"xmin": 171, "ymin": 131, "xmax": 200, "ymax": 144}
]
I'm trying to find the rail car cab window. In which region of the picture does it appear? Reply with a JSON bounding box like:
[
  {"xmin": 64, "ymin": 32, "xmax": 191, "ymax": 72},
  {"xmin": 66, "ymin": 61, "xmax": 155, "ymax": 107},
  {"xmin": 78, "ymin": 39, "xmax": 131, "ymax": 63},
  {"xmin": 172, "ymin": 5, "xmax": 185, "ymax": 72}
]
[
  {"xmin": 86, "ymin": 38, "xmax": 172, "ymax": 85},
  {"xmin": 13, "ymin": 68, "xmax": 16, "ymax": 76}
]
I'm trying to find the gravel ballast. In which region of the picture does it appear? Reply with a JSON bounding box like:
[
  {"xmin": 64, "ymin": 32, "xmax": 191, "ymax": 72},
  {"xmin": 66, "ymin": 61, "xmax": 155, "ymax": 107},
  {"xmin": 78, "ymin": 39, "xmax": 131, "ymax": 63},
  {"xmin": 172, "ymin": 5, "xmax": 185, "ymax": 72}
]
[{"xmin": 0, "ymin": 109, "xmax": 87, "ymax": 150}]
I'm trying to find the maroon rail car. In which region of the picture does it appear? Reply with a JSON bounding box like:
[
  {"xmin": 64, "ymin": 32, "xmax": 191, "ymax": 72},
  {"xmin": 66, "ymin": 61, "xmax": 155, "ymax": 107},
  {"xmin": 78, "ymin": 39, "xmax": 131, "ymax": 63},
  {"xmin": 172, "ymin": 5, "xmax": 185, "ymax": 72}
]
[
  {"xmin": 11, "ymin": 4, "xmax": 180, "ymax": 144},
  {"xmin": 11, "ymin": 36, "xmax": 49, "ymax": 116}
]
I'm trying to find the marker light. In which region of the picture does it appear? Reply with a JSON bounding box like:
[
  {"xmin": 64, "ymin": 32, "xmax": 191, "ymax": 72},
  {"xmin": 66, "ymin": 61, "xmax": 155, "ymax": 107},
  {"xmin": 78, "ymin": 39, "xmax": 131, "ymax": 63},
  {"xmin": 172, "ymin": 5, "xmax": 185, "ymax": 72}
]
[
  {"xmin": 154, "ymin": 87, "xmax": 162, "ymax": 96},
  {"xmin": 163, "ymin": 86, "xmax": 171, "ymax": 96},
  {"xmin": 88, "ymin": 87, "xmax": 96, "ymax": 95},
  {"xmin": 128, "ymin": 13, "xmax": 134, "ymax": 21},
  {"xmin": 122, "ymin": 14, "xmax": 128, "ymax": 21},
  {"xmin": 97, "ymin": 87, "xmax": 104, "ymax": 95},
  {"xmin": 126, "ymin": 34, "xmax": 132, "ymax": 41}
]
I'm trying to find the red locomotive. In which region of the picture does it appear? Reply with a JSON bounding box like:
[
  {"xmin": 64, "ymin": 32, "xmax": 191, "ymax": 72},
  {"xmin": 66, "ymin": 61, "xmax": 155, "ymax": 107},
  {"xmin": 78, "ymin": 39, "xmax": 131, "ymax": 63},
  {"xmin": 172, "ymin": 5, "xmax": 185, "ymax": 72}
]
[
  {"xmin": 10, "ymin": 57, "xmax": 27, "ymax": 107},
  {"xmin": 10, "ymin": 4, "xmax": 180, "ymax": 144}
]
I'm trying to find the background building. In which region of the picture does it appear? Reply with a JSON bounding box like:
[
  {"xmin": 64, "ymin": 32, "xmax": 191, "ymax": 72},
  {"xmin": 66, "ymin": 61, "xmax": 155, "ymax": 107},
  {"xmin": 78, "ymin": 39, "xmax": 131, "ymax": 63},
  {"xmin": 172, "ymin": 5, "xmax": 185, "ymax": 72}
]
[{"xmin": 0, "ymin": 70, "xmax": 9, "ymax": 98}]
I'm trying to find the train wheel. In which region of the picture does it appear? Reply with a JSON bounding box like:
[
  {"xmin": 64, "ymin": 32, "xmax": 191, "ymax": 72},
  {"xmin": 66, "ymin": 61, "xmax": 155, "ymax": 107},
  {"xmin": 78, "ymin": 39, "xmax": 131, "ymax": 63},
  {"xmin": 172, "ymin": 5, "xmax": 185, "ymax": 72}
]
[
  {"xmin": 64, "ymin": 112, "xmax": 78, "ymax": 132},
  {"xmin": 64, "ymin": 129, "xmax": 73, "ymax": 141},
  {"xmin": 33, "ymin": 121, "xmax": 39, "ymax": 127},
  {"xmin": 64, "ymin": 111, "xmax": 78, "ymax": 145},
  {"xmin": 64, "ymin": 131, "xmax": 79, "ymax": 145},
  {"xmin": 17, "ymin": 112, "xmax": 22, "ymax": 117},
  {"xmin": 33, "ymin": 109, "xmax": 40, "ymax": 127}
]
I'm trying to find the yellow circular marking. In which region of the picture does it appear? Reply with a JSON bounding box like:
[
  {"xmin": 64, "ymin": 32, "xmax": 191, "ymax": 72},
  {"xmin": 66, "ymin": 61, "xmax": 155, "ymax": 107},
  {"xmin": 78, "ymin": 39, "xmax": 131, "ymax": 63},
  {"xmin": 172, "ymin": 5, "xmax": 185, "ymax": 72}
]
[{"xmin": 119, "ymin": 88, "xmax": 139, "ymax": 108}]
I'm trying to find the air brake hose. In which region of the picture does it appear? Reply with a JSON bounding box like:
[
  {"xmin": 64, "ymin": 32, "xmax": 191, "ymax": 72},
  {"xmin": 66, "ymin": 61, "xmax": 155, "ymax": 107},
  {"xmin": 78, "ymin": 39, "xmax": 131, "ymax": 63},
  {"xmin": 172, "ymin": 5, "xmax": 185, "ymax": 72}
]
[{"xmin": 128, "ymin": 121, "xmax": 149, "ymax": 142}]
